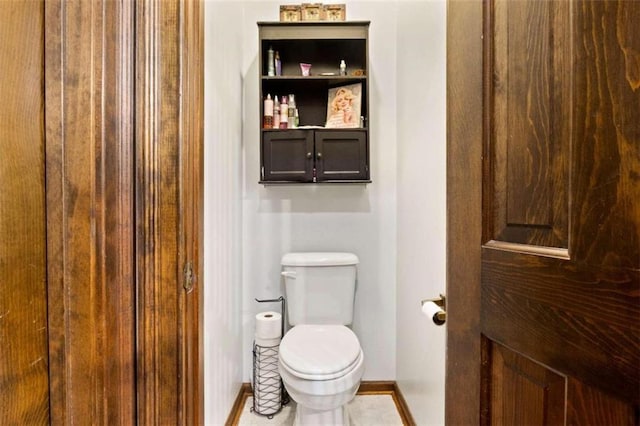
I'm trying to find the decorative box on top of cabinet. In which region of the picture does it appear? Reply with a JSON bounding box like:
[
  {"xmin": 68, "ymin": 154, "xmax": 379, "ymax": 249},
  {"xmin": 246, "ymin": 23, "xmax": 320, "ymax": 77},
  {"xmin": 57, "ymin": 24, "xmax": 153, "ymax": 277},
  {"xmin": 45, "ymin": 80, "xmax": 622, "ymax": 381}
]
[{"xmin": 258, "ymin": 21, "xmax": 371, "ymax": 184}]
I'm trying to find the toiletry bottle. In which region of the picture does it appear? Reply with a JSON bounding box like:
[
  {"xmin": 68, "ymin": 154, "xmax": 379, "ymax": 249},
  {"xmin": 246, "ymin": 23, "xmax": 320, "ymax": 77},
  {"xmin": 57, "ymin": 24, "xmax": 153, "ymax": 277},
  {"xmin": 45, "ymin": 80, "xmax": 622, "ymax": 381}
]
[
  {"xmin": 294, "ymin": 108, "xmax": 299, "ymax": 127},
  {"xmin": 263, "ymin": 94, "xmax": 274, "ymax": 129},
  {"xmin": 273, "ymin": 96, "xmax": 280, "ymax": 129},
  {"xmin": 267, "ymin": 47, "xmax": 275, "ymax": 76},
  {"xmin": 339, "ymin": 59, "xmax": 347, "ymax": 76},
  {"xmin": 275, "ymin": 51, "xmax": 282, "ymax": 76},
  {"xmin": 279, "ymin": 96, "xmax": 288, "ymax": 129},
  {"xmin": 288, "ymin": 94, "xmax": 296, "ymax": 129}
]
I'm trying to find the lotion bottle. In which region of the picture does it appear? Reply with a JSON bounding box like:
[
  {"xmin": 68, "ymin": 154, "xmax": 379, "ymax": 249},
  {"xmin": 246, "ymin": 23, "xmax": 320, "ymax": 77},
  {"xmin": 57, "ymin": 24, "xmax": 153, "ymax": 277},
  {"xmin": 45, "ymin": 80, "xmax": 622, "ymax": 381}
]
[
  {"xmin": 273, "ymin": 96, "xmax": 280, "ymax": 129},
  {"xmin": 267, "ymin": 47, "xmax": 275, "ymax": 76},
  {"xmin": 263, "ymin": 94, "xmax": 274, "ymax": 129},
  {"xmin": 275, "ymin": 51, "xmax": 282, "ymax": 76},
  {"xmin": 279, "ymin": 96, "xmax": 288, "ymax": 129},
  {"xmin": 288, "ymin": 94, "xmax": 297, "ymax": 128}
]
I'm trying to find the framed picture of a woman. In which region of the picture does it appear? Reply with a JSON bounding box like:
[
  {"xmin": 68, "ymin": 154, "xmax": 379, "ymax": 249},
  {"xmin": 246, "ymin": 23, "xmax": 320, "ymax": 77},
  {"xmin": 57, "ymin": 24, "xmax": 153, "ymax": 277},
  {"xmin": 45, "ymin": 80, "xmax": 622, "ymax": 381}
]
[{"xmin": 325, "ymin": 83, "xmax": 362, "ymax": 128}]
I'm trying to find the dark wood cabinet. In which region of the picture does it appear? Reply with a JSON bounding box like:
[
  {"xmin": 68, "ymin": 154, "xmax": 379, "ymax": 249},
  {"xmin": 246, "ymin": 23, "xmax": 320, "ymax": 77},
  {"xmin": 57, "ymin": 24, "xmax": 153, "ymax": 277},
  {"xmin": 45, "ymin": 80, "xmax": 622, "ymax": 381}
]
[
  {"xmin": 258, "ymin": 21, "xmax": 370, "ymax": 184},
  {"xmin": 262, "ymin": 130, "xmax": 314, "ymax": 182},
  {"xmin": 261, "ymin": 129, "xmax": 368, "ymax": 183}
]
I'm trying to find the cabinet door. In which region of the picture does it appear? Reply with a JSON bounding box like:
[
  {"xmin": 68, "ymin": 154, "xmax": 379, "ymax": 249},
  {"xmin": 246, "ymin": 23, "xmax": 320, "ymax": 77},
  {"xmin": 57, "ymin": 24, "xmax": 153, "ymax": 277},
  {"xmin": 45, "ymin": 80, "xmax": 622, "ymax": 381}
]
[
  {"xmin": 262, "ymin": 130, "xmax": 314, "ymax": 182},
  {"xmin": 315, "ymin": 131, "xmax": 368, "ymax": 181}
]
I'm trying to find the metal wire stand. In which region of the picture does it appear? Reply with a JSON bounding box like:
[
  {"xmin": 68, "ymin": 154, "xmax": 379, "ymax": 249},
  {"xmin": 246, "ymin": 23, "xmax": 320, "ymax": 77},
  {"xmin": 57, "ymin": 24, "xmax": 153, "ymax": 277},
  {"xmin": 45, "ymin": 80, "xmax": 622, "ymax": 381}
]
[
  {"xmin": 251, "ymin": 342, "xmax": 282, "ymax": 418},
  {"xmin": 251, "ymin": 297, "xmax": 290, "ymax": 419}
]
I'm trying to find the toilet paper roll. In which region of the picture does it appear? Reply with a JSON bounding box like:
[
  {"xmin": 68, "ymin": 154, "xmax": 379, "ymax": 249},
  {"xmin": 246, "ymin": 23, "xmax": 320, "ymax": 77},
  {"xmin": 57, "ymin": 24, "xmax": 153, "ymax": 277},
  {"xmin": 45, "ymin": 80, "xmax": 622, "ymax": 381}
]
[
  {"xmin": 255, "ymin": 335, "xmax": 281, "ymax": 348},
  {"xmin": 255, "ymin": 311, "xmax": 282, "ymax": 339},
  {"xmin": 422, "ymin": 301, "xmax": 446, "ymax": 326}
]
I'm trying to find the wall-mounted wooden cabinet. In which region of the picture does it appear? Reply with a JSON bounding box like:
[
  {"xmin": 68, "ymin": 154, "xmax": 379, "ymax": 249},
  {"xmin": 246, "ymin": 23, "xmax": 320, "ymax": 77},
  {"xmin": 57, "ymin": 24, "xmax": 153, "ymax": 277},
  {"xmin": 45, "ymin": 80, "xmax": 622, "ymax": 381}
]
[
  {"xmin": 262, "ymin": 129, "xmax": 368, "ymax": 182},
  {"xmin": 258, "ymin": 21, "xmax": 371, "ymax": 184}
]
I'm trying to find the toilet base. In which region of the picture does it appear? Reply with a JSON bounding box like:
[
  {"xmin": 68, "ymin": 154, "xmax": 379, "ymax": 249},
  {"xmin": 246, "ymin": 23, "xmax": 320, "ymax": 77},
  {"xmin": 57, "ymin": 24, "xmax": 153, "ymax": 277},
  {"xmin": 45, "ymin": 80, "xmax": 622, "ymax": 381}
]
[{"xmin": 294, "ymin": 403, "xmax": 350, "ymax": 426}]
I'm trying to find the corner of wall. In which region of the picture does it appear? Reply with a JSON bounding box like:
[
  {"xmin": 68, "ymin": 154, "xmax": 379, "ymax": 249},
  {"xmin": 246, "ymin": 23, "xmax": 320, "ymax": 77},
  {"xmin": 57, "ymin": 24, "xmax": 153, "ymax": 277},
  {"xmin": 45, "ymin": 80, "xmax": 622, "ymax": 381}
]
[
  {"xmin": 204, "ymin": 1, "xmax": 246, "ymax": 424},
  {"xmin": 395, "ymin": 1, "xmax": 447, "ymax": 425}
]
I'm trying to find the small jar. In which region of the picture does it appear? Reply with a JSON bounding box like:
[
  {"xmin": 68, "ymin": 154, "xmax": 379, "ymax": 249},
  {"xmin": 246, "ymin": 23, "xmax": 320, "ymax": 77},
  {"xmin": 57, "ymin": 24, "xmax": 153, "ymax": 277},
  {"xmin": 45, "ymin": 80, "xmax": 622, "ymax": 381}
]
[{"xmin": 339, "ymin": 59, "xmax": 347, "ymax": 76}]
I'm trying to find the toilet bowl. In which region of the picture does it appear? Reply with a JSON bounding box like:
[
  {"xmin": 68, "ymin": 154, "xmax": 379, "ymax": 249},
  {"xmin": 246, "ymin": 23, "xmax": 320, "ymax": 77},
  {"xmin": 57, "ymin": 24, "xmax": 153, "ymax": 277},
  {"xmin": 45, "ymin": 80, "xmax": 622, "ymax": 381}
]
[
  {"xmin": 279, "ymin": 324, "xmax": 364, "ymax": 426},
  {"xmin": 279, "ymin": 252, "xmax": 363, "ymax": 425}
]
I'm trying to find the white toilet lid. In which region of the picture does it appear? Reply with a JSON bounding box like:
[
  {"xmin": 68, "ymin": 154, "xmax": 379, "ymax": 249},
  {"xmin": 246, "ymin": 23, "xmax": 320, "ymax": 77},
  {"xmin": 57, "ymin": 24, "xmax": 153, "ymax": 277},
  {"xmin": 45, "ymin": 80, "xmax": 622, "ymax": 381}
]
[{"xmin": 280, "ymin": 325, "xmax": 361, "ymax": 379}]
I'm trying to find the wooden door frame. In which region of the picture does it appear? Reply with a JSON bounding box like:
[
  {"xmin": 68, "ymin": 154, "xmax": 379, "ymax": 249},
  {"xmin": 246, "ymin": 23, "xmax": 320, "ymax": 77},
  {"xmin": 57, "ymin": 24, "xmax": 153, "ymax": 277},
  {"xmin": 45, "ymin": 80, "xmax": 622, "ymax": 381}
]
[
  {"xmin": 135, "ymin": 0, "xmax": 204, "ymax": 424},
  {"xmin": 44, "ymin": 0, "xmax": 203, "ymax": 423},
  {"xmin": 445, "ymin": 0, "xmax": 483, "ymax": 424}
]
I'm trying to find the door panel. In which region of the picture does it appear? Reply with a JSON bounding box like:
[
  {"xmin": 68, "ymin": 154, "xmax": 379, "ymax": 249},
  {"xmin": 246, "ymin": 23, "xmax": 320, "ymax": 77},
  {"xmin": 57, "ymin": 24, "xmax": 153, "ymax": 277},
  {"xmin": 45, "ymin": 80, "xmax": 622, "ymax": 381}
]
[
  {"xmin": 0, "ymin": 1, "xmax": 49, "ymax": 423},
  {"xmin": 484, "ymin": 341, "xmax": 565, "ymax": 426},
  {"xmin": 315, "ymin": 130, "xmax": 368, "ymax": 181},
  {"xmin": 487, "ymin": 0, "xmax": 570, "ymax": 249},
  {"xmin": 447, "ymin": 0, "xmax": 640, "ymax": 423},
  {"xmin": 567, "ymin": 379, "xmax": 637, "ymax": 424},
  {"xmin": 482, "ymin": 249, "xmax": 639, "ymax": 402},
  {"xmin": 571, "ymin": 1, "xmax": 640, "ymax": 269},
  {"xmin": 262, "ymin": 130, "xmax": 314, "ymax": 181}
]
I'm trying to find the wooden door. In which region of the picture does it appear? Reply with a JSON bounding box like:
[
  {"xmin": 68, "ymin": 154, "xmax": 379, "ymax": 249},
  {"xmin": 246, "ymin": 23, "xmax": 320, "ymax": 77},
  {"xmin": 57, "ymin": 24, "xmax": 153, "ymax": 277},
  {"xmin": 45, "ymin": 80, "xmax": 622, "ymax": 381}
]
[
  {"xmin": 0, "ymin": 2, "xmax": 49, "ymax": 423},
  {"xmin": 1, "ymin": 0, "xmax": 203, "ymax": 423},
  {"xmin": 447, "ymin": 0, "xmax": 639, "ymax": 424},
  {"xmin": 43, "ymin": 1, "xmax": 137, "ymax": 422}
]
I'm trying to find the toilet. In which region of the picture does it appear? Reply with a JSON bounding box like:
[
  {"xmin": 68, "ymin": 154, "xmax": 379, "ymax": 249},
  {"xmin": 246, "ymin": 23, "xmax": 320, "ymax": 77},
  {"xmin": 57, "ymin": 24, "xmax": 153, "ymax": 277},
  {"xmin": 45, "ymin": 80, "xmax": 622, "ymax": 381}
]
[{"xmin": 278, "ymin": 252, "xmax": 364, "ymax": 426}]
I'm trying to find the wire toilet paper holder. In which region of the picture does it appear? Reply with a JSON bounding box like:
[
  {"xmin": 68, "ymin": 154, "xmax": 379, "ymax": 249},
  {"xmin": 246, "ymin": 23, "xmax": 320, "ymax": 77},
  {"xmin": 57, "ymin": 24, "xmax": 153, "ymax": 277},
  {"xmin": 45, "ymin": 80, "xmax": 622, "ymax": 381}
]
[{"xmin": 251, "ymin": 296, "xmax": 290, "ymax": 418}]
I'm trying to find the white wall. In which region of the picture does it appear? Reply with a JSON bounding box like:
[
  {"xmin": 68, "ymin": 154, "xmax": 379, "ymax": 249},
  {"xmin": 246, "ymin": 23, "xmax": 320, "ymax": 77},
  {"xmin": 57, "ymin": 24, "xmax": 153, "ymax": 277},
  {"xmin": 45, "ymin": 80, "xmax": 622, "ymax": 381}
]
[
  {"xmin": 204, "ymin": 2, "xmax": 244, "ymax": 424},
  {"xmin": 396, "ymin": 1, "xmax": 447, "ymax": 425},
  {"xmin": 241, "ymin": 1, "xmax": 398, "ymax": 382}
]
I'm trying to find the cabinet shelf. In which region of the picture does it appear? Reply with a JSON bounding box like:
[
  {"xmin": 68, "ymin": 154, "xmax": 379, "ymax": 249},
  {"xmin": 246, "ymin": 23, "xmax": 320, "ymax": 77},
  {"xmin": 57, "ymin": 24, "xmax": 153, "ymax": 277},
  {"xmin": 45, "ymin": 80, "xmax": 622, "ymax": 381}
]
[
  {"xmin": 261, "ymin": 76, "xmax": 366, "ymax": 81},
  {"xmin": 258, "ymin": 21, "xmax": 370, "ymax": 184},
  {"xmin": 259, "ymin": 180, "xmax": 372, "ymax": 185},
  {"xmin": 261, "ymin": 128, "xmax": 368, "ymax": 132}
]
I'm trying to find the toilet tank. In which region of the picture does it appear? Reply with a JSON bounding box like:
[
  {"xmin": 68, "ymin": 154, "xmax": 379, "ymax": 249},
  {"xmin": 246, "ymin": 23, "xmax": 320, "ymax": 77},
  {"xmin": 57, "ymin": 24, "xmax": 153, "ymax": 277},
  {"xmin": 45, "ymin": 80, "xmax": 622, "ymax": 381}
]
[{"xmin": 281, "ymin": 252, "xmax": 359, "ymax": 326}]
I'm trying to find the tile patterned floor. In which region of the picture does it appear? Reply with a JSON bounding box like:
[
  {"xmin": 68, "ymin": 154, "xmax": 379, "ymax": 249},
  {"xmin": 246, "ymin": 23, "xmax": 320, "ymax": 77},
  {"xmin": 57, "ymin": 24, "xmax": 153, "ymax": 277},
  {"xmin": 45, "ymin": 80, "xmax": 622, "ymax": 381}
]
[{"xmin": 237, "ymin": 394, "xmax": 404, "ymax": 426}]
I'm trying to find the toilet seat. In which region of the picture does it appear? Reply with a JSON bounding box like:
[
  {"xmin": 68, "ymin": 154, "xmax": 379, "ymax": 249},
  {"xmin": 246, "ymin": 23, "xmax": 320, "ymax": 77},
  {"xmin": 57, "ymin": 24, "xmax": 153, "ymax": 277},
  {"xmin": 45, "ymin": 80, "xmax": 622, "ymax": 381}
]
[{"xmin": 280, "ymin": 325, "xmax": 362, "ymax": 380}]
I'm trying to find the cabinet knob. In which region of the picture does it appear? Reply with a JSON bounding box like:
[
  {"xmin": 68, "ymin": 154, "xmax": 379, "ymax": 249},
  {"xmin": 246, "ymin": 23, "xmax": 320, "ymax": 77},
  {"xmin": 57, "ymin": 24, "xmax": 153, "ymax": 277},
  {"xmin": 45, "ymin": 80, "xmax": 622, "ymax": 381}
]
[
  {"xmin": 316, "ymin": 152, "xmax": 323, "ymax": 159},
  {"xmin": 306, "ymin": 152, "xmax": 312, "ymax": 159}
]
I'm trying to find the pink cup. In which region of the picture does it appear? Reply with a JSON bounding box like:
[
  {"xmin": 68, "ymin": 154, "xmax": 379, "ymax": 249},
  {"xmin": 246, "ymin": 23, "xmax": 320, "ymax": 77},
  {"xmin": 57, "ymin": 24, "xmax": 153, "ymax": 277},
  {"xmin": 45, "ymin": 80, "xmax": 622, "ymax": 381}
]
[{"xmin": 300, "ymin": 63, "xmax": 311, "ymax": 76}]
